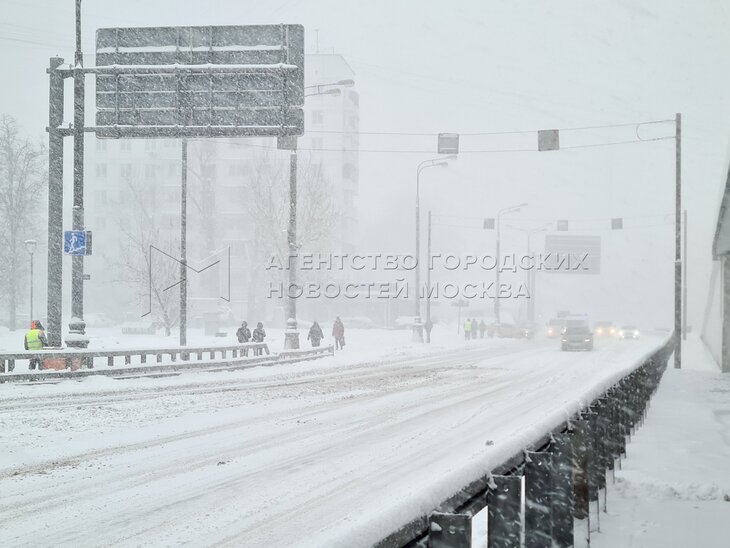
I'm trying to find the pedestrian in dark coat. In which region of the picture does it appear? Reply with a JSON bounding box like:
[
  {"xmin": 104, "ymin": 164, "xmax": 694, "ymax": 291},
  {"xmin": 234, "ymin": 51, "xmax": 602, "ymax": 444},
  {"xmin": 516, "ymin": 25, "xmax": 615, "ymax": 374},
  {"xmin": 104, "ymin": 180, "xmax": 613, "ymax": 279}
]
[
  {"xmin": 478, "ymin": 320, "xmax": 487, "ymax": 339},
  {"xmin": 307, "ymin": 321, "xmax": 324, "ymax": 347},
  {"xmin": 236, "ymin": 321, "xmax": 252, "ymax": 356},
  {"xmin": 332, "ymin": 317, "xmax": 345, "ymax": 350},
  {"xmin": 252, "ymin": 322, "xmax": 266, "ymax": 356}
]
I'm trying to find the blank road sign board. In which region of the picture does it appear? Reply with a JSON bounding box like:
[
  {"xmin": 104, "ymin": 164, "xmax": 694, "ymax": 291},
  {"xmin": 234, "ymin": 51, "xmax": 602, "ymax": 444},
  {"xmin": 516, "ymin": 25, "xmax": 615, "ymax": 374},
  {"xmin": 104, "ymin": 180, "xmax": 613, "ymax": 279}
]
[
  {"xmin": 95, "ymin": 25, "xmax": 304, "ymax": 138},
  {"xmin": 544, "ymin": 234, "xmax": 601, "ymax": 274}
]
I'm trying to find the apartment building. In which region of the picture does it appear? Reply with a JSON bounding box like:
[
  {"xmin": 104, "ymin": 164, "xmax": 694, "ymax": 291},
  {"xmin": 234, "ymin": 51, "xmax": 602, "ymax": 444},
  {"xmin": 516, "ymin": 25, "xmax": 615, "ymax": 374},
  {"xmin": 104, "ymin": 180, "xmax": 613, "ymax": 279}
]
[{"xmin": 85, "ymin": 53, "xmax": 359, "ymax": 327}]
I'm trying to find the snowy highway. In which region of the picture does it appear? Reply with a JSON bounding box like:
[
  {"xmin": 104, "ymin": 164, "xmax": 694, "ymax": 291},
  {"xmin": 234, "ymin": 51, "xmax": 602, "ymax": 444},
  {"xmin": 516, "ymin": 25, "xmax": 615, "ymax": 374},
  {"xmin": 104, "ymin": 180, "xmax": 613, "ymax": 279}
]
[{"xmin": 0, "ymin": 335, "xmax": 667, "ymax": 547}]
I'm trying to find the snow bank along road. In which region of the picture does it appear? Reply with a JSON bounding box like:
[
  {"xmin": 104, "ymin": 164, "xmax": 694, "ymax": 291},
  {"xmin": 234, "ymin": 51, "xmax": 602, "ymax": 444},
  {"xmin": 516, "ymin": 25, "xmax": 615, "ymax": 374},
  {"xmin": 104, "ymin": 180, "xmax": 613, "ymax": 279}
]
[{"xmin": 0, "ymin": 336, "xmax": 666, "ymax": 547}]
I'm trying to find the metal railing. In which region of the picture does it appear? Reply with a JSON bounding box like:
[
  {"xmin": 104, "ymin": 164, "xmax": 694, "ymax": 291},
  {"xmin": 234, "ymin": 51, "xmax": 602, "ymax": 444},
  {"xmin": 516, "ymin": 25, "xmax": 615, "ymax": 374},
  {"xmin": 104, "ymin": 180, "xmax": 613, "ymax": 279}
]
[
  {"xmin": 375, "ymin": 336, "xmax": 675, "ymax": 548},
  {"xmin": 0, "ymin": 342, "xmax": 270, "ymax": 374}
]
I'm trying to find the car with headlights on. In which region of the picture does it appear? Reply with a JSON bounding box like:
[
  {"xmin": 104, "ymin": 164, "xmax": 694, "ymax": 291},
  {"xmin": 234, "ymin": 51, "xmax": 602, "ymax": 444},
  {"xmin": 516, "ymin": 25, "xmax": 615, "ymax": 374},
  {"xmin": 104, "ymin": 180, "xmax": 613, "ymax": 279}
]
[
  {"xmin": 546, "ymin": 318, "xmax": 565, "ymax": 338},
  {"xmin": 618, "ymin": 325, "xmax": 640, "ymax": 340},
  {"xmin": 593, "ymin": 320, "xmax": 617, "ymax": 337}
]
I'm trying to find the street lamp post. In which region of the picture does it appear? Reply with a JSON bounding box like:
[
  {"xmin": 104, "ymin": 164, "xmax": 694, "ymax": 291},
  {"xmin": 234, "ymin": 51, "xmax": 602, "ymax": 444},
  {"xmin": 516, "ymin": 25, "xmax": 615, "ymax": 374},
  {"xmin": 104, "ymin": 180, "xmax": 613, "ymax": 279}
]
[
  {"xmin": 415, "ymin": 156, "xmax": 456, "ymax": 342},
  {"xmin": 284, "ymin": 80, "xmax": 354, "ymax": 349},
  {"xmin": 494, "ymin": 203, "xmax": 527, "ymax": 325},
  {"xmin": 24, "ymin": 240, "xmax": 37, "ymax": 324}
]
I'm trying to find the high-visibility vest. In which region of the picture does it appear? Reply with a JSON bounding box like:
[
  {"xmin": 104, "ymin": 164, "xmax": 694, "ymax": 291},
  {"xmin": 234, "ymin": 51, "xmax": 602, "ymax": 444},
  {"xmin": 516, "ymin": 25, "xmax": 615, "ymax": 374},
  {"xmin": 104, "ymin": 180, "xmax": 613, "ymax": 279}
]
[
  {"xmin": 464, "ymin": 320, "xmax": 472, "ymax": 331},
  {"xmin": 25, "ymin": 329, "xmax": 44, "ymax": 350}
]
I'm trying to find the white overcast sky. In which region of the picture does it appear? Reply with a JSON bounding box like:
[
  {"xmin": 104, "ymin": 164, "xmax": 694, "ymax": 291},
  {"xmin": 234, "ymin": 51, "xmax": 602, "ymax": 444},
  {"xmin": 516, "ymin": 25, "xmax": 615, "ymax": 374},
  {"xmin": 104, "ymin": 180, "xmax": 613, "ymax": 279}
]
[{"xmin": 2, "ymin": 0, "xmax": 729, "ymax": 326}]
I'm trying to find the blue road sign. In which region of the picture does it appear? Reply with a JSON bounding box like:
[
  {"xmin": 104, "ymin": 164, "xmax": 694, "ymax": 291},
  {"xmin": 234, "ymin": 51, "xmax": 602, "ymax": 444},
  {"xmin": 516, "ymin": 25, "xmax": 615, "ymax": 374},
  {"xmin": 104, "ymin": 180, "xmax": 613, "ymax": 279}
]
[{"xmin": 64, "ymin": 230, "xmax": 87, "ymax": 255}]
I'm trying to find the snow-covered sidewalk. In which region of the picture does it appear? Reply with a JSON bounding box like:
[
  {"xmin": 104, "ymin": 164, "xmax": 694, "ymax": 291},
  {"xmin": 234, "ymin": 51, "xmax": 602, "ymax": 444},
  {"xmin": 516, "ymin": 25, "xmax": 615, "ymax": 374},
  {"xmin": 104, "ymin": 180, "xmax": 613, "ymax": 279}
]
[{"xmin": 593, "ymin": 336, "xmax": 730, "ymax": 548}]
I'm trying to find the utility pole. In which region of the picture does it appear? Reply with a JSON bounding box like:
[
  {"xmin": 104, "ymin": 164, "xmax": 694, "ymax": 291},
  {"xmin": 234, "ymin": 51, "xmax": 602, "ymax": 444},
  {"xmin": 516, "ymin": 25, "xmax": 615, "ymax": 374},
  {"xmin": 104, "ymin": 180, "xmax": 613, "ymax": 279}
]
[
  {"xmin": 47, "ymin": 56, "xmax": 64, "ymax": 347},
  {"xmin": 180, "ymin": 138, "xmax": 188, "ymax": 347},
  {"xmin": 683, "ymin": 208, "xmax": 687, "ymax": 341},
  {"xmin": 675, "ymin": 113, "xmax": 682, "ymax": 368},
  {"xmin": 68, "ymin": 0, "xmax": 88, "ymax": 347},
  {"xmin": 426, "ymin": 210, "xmax": 432, "ymax": 343}
]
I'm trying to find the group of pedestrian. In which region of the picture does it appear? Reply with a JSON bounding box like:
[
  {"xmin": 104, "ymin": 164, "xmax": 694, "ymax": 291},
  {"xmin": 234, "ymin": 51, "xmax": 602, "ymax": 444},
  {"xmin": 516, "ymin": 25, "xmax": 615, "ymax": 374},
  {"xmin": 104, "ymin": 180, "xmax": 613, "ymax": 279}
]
[
  {"xmin": 236, "ymin": 317, "xmax": 346, "ymax": 351},
  {"xmin": 309, "ymin": 316, "xmax": 346, "ymax": 350},
  {"xmin": 463, "ymin": 318, "xmax": 487, "ymax": 340},
  {"xmin": 236, "ymin": 320, "xmax": 267, "ymax": 356}
]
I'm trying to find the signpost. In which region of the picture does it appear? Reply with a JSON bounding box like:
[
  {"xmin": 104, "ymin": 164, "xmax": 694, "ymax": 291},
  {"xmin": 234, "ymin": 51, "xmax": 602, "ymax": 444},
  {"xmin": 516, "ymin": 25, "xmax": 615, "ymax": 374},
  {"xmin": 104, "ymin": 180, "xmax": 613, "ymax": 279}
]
[
  {"xmin": 94, "ymin": 25, "xmax": 304, "ymax": 138},
  {"xmin": 453, "ymin": 299, "xmax": 469, "ymax": 334},
  {"xmin": 544, "ymin": 234, "xmax": 601, "ymax": 275},
  {"xmin": 63, "ymin": 230, "xmax": 92, "ymax": 256},
  {"xmin": 46, "ymin": 20, "xmax": 305, "ymax": 349}
]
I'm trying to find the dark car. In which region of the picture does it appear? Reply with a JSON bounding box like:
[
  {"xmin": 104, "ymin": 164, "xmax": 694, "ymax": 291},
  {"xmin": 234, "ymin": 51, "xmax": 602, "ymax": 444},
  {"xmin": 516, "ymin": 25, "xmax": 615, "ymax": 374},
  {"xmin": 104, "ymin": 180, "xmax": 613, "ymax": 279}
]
[
  {"xmin": 561, "ymin": 320, "xmax": 594, "ymax": 351},
  {"xmin": 618, "ymin": 325, "xmax": 640, "ymax": 340}
]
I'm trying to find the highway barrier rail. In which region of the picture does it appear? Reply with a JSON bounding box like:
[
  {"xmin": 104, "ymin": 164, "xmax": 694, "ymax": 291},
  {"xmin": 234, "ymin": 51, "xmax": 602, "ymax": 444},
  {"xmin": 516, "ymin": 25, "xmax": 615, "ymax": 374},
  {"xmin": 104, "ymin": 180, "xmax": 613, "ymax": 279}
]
[
  {"xmin": 0, "ymin": 343, "xmax": 335, "ymax": 381},
  {"xmin": 375, "ymin": 336, "xmax": 675, "ymax": 548}
]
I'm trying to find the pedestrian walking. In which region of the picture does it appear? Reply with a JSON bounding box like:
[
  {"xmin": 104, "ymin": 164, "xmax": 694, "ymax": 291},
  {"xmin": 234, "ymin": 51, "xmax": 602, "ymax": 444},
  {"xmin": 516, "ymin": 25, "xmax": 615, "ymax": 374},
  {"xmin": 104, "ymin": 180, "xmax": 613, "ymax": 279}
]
[
  {"xmin": 252, "ymin": 322, "xmax": 266, "ymax": 356},
  {"xmin": 24, "ymin": 320, "xmax": 47, "ymax": 370},
  {"xmin": 307, "ymin": 321, "xmax": 324, "ymax": 347},
  {"xmin": 478, "ymin": 319, "xmax": 487, "ymax": 339},
  {"xmin": 236, "ymin": 321, "xmax": 252, "ymax": 356},
  {"xmin": 464, "ymin": 318, "xmax": 472, "ymax": 341},
  {"xmin": 332, "ymin": 316, "xmax": 345, "ymax": 350}
]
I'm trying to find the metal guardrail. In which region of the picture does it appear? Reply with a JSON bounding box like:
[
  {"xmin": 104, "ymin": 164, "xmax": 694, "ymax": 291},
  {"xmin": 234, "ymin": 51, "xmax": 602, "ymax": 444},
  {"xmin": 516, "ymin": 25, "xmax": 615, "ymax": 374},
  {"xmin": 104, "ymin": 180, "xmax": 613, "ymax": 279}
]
[
  {"xmin": 0, "ymin": 342, "xmax": 270, "ymax": 373},
  {"xmin": 375, "ymin": 337, "xmax": 675, "ymax": 548}
]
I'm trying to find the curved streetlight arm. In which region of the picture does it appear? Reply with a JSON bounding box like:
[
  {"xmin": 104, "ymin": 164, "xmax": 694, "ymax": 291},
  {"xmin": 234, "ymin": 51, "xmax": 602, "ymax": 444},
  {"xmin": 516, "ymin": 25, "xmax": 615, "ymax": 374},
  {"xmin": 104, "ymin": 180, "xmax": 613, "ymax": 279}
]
[{"xmin": 304, "ymin": 79, "xmax": 355, "ymax": 90}]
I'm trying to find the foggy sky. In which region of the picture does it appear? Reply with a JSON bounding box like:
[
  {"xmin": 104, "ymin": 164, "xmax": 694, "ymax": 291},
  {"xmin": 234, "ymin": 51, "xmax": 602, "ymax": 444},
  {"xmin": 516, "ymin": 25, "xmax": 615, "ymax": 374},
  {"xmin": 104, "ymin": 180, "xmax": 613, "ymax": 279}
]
[{"xmin": 2, "ymin": 0, "xmax": 730, "ymax": 328}]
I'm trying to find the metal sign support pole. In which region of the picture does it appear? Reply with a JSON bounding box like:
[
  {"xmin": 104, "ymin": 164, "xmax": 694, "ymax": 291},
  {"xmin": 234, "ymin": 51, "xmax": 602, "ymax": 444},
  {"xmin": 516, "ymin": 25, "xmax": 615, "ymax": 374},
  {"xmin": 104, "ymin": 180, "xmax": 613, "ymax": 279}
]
[
  {"xmin": 47, "ymin": 57, "xmax": 65, "ymax": 347},
  {"xmin": 284, "ymin": 149, "xmax": 300, "ymax": 349},
  {"xmin": 180, "ymin": 138, "xmax": 188, "ymax": 347},
  {"xmin": 68, "ymin": 0, "xmax": 88, "ymax": 347},
  {"xmin": 674, "ymin": 113, "xmax": 682, "ymax": 368}
]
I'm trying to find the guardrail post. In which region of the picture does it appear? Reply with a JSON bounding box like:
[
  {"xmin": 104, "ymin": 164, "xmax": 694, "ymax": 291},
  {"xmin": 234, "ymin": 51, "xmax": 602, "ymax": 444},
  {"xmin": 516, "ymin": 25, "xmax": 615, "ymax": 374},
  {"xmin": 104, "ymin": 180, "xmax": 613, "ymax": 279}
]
[
  {"xmin": 1, "ymin": 358, "xmax": 5, "ymax": 373},
  {"xmin": 428, "ymin": 511, "xmax": 471, "ymax": 548},
  {"xmin": 525, "ymin": 450, "xmax": 553, "ymax": 548},
  {"xmin": 486, "ymin": 475, "xmax": 522, "ymax": 548},
  {"xmin": 141, "ymin": 353, "xmax": 147, "ymax": 364},
  {"xmin": 124, "ymin": 354, "xmax": 131, "ymax": 365},
  {"xmin": 108, "ymin": 356, "xmax": 114, "ymax": 367},
  {"xmin": 551, "ymin": 432, "xmax": 574, "ymax": 547},
  {"xmin": 156, "ymin": 353, "xmax": 162, "ymax": 363}
]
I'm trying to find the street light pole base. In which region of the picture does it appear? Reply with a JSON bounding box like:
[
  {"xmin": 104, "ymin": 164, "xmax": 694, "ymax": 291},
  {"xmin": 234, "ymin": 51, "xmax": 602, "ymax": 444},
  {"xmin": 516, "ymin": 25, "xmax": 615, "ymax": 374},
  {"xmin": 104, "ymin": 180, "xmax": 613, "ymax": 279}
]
[
  {"xmin": 65, "ymin": 317, "xmax": 89, "ymax": 349},
  {"xmin": 284, "ymin": 318, "xmax": 300, "ymax": 349},
  {"xmin": 412, "ymin": 317, "xmax": 424, "ymax": 343}
]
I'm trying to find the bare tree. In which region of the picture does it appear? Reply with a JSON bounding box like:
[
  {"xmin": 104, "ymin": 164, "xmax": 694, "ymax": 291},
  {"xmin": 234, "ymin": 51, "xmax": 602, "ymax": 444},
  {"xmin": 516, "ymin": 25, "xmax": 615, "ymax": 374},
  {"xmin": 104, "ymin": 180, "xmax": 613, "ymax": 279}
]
[
  {"xmin": 110, "ymin": 177, "xmax": 180, "ymax": 336},
  {"xmin": 187, "ymin": 140, "xmax": 218, "ymax": 254},
  {"xmin": 0, "ymin": 115, "xmax": 46, "ymax": 331},
  {"xmin": 243, "ymin": 149, "xmax": 338, "ymax": 318}
]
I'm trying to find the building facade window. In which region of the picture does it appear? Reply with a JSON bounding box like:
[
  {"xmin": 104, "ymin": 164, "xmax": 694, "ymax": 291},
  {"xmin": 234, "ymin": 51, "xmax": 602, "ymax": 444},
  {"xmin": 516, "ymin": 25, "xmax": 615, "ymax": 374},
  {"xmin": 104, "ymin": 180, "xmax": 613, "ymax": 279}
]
[
  {"xmin": 120, "ymin": 164, "xmax": 133, "ymax": 179},
  {"xmin": 96, "ymin": 164, "xmax": 107, "ymax": 178},
  {"xmin": 311, "ymin": 110, "xmax": 324, "ymax": 124},
  {"xmin": 121, "ymin": 140, "xmax": 132, "ymax": 152}
]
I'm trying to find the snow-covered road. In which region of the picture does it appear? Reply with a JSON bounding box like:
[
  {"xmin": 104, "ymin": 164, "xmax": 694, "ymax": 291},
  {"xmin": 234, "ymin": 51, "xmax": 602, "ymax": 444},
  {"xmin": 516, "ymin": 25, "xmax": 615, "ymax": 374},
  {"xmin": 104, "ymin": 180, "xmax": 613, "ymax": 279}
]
[{"xmin": 0, "ymin": 336, "xmax": 667, "ymax": 547}]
